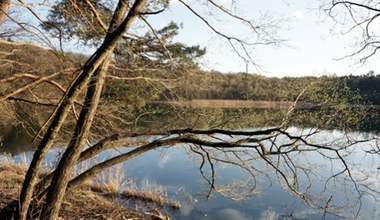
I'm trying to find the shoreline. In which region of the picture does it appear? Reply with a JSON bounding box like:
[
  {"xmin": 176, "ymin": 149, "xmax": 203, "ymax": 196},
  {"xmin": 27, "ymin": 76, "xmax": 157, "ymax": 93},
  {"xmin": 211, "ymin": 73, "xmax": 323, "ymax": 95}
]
[{"xmin": 0, "ymin": 161, "xmax": 177, "ymax": 219}]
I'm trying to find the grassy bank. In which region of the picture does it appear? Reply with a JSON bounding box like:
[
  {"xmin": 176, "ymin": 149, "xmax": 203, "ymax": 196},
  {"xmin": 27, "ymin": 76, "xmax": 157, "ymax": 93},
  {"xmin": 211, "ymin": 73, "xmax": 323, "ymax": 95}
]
[{"xmin": 0, "ymin": 161, "xmax": 178, "ymax": 219}]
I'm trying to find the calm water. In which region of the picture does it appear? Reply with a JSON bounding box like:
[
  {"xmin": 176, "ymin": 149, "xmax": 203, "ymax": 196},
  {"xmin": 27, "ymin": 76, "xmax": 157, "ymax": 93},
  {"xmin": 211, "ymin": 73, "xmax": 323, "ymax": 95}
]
[{"xmin": 1, "ymin": 127, "xmax": 380, "ymax": 219}]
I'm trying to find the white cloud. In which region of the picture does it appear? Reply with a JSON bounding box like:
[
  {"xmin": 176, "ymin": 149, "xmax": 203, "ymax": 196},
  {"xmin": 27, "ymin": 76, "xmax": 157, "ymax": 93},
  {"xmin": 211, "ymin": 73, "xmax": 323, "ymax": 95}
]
[
  {"xmin": 158, "ymin": 153, "xmax": 170, "ymax": 168},
  {"xmin": 294, "ymin": 10, "xmax": 305, "ymax": 19},
  {"xmin": 259, "ymin": 208, "xmax": 280, "ymax": 220},
  {"xmin": 216, "ymin": 208, "xmax": 252, "ymax": 220}
]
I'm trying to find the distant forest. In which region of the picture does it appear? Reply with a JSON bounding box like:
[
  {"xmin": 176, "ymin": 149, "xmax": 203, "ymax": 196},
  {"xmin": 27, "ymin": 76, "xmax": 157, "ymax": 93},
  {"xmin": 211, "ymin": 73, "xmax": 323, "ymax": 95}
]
[
  {"xmin": 1, "ymin": 40, "xmax": 379, "ymax": 109},
  {"xmin": 158, "ymin": 71, "xmax": 380, "ymax": 105}
]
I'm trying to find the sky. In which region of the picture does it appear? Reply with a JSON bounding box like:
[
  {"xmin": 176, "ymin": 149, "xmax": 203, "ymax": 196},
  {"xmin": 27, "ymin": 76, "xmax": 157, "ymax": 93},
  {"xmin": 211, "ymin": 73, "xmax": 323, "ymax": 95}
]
[
  {"xmin": 13, "ymin": 0, "xmax": 379, "ymax": 78},
  {"xmin": 146, "ymin": 0, "xmax": 380, "ymax": 77}
]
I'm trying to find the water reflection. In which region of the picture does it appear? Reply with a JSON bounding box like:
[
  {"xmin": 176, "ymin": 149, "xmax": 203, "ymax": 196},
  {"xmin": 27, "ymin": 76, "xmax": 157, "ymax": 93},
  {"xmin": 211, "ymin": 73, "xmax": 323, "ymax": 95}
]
[
  {"xmin": 93, "ymin": 128, "xmax": 378, "ymax": 219},
  {"xmin": 142, "ymin": 104, "xmax": 380, "ymax": 133},
  {"xmin": 1, "ymin": 127, "xmax": 380, "ymax": 219},
  {"xmin": 0, "ymin": 124, "xmax": 36, "ymax": 155}
]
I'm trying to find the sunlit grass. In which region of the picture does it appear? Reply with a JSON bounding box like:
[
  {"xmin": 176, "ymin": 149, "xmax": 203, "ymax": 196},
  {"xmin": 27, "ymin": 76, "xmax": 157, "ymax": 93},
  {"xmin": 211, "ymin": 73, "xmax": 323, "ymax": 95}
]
[
  {"xmin": 86, "ymin": 163, "xmax": 125, "ymax": 197},
  {"xmin": 121, "ymin": 178, "xmax": 181, "ymax": 209},
  {"xmin": 75, "ymin": 157, "xmax": 181, "ymax": 210},
  {"xmin": 0, "ymin": 159, "xmax": 151, "ymax": 219},
  {"xmin": 0, "ymin": 152, "xmax": 181, "ymax": 219}
]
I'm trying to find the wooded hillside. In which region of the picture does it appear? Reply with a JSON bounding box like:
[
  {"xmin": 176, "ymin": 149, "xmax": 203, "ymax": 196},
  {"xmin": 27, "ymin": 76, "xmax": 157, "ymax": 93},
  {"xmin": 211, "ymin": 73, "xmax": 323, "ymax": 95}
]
[{"xmin": 1, "ymin": 40, "xmax": 378, "ymax": 109}]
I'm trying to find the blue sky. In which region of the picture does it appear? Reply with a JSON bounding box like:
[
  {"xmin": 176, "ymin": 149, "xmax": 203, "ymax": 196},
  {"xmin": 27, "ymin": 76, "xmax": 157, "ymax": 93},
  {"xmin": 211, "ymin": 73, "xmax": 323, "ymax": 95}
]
[{"xmin": 146, "ymin": 0, "xmax": 380, "ymax": 77}]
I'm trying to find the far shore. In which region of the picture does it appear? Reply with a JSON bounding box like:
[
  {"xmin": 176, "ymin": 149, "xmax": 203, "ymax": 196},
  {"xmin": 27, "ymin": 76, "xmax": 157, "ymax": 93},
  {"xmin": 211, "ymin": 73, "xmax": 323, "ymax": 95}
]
[
  {"xmin": 150, "ymin": 99, "xmax": 314, "ymax": 109},
  {"xmin": 150, "ymin": 99, "xmax": 380, "ymax": 109}
]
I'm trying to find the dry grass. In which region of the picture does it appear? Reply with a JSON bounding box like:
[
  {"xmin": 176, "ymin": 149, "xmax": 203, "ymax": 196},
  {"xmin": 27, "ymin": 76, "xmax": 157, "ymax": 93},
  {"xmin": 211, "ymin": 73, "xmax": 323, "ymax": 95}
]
[
  {"xmin": 121, "ymin": 179, "xmax": 181, "ymax": 210},
  {"xmin": 60, "ymin": 187, "xmax": 149, "ymax": 220},
  {"xmin": 93, "ymin": 163, "xmax": 125, "ymax": 197},
  {"xmin": 78, "ymin": 162, "xmax": 182, "ymax": 210},
  {"xmin": 0, "ymin": 161, "xmax": 28, "ymax": 208},
  {"xmin": 0, "ymin": 160, "xmax": 165, "ymax": 219}
]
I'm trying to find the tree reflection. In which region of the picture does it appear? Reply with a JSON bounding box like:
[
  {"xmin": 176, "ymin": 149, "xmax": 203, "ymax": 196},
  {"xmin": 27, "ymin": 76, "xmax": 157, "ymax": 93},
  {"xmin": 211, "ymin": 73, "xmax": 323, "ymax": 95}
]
[
  {"xmin": 33, "ymin": 126, "xmax": 369, "ymax": 219},
  {"xmin": 175, "ymin": 127, "xmax": 377, "ymax": 218},
  {"xmin": 1, "ymin": 100, "xmax": 380, "ymax": 218}
]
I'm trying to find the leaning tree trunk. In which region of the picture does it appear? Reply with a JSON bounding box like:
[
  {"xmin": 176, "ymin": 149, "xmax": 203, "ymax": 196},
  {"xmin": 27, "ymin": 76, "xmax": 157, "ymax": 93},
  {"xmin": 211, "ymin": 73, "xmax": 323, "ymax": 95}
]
[
  {"xmin": 41, "ymin": 52, "xmax": 112, "ymax": 220},
  {"xmin": 16, "ymin": 1, "xmax": 132, "ymax": 219},
  {"xmin": 17, "ymin": 58, "xmax": 102, "ymax": 220},
  {"xmin": 15, "ymin": 36, "xmax": 123, "ymax": 219},
  {"xmin": 0, "ymin": 0, "xmax": 11, "ymax": 24},
  {"xmin": 39, "ymin": 0, "xmax": 147, "ymax": 219}
]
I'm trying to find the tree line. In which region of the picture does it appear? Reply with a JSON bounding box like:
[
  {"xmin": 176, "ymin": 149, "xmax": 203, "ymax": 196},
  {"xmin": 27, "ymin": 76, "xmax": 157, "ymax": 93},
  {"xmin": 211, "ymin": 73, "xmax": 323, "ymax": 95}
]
[
  {"xmin": 1, "ymin": 39, "xmax": 379, "ymax": 111},
  {"xmin": 104, "ymin": 66, "xmax": 379, "ymax": 108},
  {"xmin": 158, "ymin": 70, "xmax": 380, "ymax": 105}
]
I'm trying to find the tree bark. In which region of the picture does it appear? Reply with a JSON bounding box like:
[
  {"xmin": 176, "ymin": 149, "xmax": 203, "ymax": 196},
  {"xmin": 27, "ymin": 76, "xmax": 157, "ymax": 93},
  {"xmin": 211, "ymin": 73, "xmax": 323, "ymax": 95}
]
[
  {"xmin": 34, "ymin": 134, "xmax": 123, "ymax": 195},
  {"xmin": 41, "ymin": 53, "xmax": 111, "ymax": 220},
  {"xmin": 17, "ymin": 68, "xmax": 94, "ymax": 220},
  {"xmin": 17, "ymin": 25, "xmax": 115, "ymax": 220},
  {"xmin": 16, "ymin": 41, "xmax": 119, "ymax": 219},
  {"xmin": 0, "ymin": 0, "xmax": 11, "ymax": 24},
  {"xmin": 39, "ymin": 1, "xmax": 147, "ymax": 219}
]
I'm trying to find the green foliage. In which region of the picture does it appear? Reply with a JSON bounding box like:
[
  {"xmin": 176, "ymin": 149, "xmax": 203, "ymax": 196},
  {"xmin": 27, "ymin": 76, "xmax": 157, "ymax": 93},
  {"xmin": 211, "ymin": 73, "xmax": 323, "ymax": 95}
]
[
  {"xmin": 345, "ymin": 74, "xmax": 380, "ymax": 105},
  {"xmin": 291, "ymin": 76, "xmax": 373, "ymax": 131},
  {"xmin": 163, "ymin": 72, "xmax": 310, "ymax": 101},
  {"xmin": 43, "ymin": 0, "xmax": 113, "ymax": 44},
  {"xmin": 115, "ymin": 22, "xmax": 206, "ymax": 65},
  {"xmin": 303, "ymin": 76, "xmax": 364, "ymax": 105},
  {"xmin": 102, "ymin": 77, "xmax": 161, "ymax": 113},
  {"xmin": 43, "ymin": 1, "xmax": 205, "ymax": 65},
  {"xmin": 165, "ymin": 71, "xmax": 380, "ymax": 107}
]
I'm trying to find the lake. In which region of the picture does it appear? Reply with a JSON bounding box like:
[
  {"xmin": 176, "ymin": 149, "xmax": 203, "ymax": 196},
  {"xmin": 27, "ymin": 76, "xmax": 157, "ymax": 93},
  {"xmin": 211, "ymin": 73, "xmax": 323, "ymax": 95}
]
[
  {"xmin": 114, "ymin": 128, "xmax": 380, "ymax": 219},
  {"xmin": 1, "ymin": 125, "xmax": 380, "ymax": 219},
  {"xmin": 1, "ymin": 105, "xmax": 380, "ymax": 219}
]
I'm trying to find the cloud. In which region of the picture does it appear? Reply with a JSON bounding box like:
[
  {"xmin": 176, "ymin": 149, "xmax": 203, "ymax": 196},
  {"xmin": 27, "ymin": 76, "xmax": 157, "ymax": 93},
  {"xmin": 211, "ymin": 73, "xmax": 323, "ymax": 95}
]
[
  {"xmin": 215, "ymin": 208, "xmax": 252, "ymax": 220},
  {"xmin": 294, "ymin": 10, "xmax": 305, "ymax": 19},
  {"xmin": 158, "ymin": 153, "xmax": 170, "ymax": 168},
  {"xmin": 259, "ymin": 208, "xmax": 280, "ymax": 220}
]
